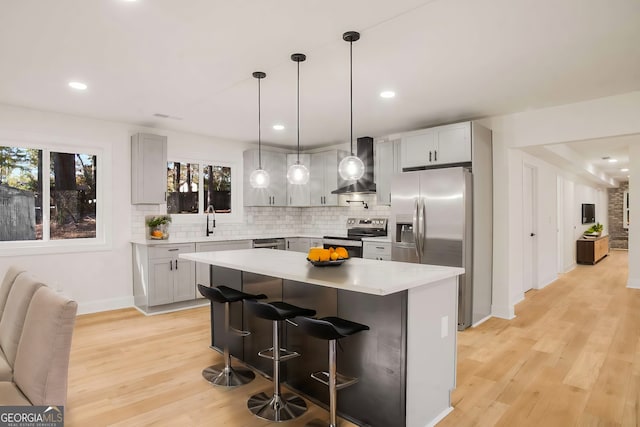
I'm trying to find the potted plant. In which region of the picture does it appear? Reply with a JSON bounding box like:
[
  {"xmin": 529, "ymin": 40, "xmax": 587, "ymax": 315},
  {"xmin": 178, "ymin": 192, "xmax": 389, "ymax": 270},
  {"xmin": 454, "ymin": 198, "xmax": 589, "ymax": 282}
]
[
  {"xmin": 146, "ymin": 215, "xmax": 172, "ymax": 240},
  {"xmin": 584, "ymin": 222, "xmax": 603, "ymax": 238}
]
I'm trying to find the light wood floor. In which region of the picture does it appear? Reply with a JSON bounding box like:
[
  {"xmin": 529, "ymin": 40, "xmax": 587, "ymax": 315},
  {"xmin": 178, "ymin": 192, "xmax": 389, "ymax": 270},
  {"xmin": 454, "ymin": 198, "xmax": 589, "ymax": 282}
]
[
  {"xmin": 66, "ymin": 304, "xmax": 357, "ymax": 426},
  {"xmin": 66, "ymin": 251, "xmax": 635, "ymax": 426},
  {"xmin": 439, "ymin": 250, "xmax": 638, "ymax": 427}
]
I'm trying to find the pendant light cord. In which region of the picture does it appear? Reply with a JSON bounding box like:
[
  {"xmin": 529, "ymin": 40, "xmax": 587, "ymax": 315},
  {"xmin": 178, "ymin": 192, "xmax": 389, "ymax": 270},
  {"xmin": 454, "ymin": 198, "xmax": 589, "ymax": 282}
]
[
  {"xmin": 350, "ymin": 38, "xmax": 354, "ymax": 156},
  {"xmin": 258, "ymin": 76, "xmax": 262, "ymax": 169},
  {"xmin": 296, "ymin": 59, "xmax": 300, "ymax": 164}
]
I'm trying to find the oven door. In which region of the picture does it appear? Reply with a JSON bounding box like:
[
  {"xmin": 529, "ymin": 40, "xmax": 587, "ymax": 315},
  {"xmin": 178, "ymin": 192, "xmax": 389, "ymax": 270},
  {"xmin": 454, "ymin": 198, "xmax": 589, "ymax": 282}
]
[{"xmin": 322, "ymin": 239, "xmax": 362, "ymax": 258}]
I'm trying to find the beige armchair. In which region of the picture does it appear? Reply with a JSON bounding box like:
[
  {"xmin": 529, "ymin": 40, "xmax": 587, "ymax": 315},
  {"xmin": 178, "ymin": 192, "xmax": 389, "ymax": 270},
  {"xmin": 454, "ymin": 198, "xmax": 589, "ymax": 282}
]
[{"xmin": 0, "ymin": 286, "xmax": 77, "ymax": 406}]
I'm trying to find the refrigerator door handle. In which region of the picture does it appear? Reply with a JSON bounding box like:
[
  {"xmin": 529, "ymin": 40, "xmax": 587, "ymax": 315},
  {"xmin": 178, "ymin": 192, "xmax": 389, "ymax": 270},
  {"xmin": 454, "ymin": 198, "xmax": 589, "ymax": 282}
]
[
  {"xmin": 412, "ymin": 198, "xmax": 421, "ymax": 260},
  {"xmin": 420, "ymin": 197, "xmax": 427, "ymax": 256}
]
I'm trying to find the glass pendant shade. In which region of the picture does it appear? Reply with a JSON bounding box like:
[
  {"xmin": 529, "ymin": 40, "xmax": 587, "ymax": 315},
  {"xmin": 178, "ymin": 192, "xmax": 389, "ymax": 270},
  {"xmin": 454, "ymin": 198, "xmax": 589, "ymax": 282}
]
[
  {"xmin": 287, "ymin": 162, "xmax": 309, "ymax": 185},
  {"xmin": 340, "ymin": 31, "xmax": 365, "ymax": 182},
  {"xmin": 250, "ymin": 168, "xmax": 270, "ymax": 188},
  {"xmin": 338, "ymin": 155, "xmax": 365, "ymax": 181}
]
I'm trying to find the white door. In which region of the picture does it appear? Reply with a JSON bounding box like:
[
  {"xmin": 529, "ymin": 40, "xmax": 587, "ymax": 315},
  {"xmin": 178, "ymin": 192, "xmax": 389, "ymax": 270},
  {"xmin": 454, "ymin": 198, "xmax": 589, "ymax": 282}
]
[{"xmin": 523, "ymin": 164, "xmax": 536, "ymax": 292}]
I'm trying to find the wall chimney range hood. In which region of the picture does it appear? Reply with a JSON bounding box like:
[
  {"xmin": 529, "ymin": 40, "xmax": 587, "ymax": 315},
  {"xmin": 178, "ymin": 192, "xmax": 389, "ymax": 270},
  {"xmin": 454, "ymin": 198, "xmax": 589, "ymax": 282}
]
[{"xmin": 331, "ymin": 137, "xmax": 376, "ymax": 194}]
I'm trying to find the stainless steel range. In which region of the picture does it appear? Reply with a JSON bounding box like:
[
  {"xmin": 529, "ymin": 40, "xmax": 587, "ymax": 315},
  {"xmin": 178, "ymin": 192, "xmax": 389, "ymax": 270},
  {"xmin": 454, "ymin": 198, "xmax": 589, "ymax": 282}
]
[{"xmin": 323, "ymin": 217, "xmax": 387, "ymax": 258}]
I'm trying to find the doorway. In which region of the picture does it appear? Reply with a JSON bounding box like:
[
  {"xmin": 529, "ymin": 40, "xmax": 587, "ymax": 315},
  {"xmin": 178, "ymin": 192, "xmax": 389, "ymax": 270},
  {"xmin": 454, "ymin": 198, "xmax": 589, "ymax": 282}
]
[{"xmin": 523, "ymin": 164, "xmax": 537, "ymax": 292}]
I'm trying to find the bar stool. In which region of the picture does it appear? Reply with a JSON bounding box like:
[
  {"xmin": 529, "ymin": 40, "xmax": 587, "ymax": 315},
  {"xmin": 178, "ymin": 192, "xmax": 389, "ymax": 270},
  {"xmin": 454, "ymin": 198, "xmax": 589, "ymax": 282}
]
[
  {"xmin": 197, "ymin": 284, "xmax": 266, "ymax": 387},
  {"xmin": 295, "ymin": 316, "xmax": 369, "ymax": 427},
  {"xmin": 245, "ymin": 299, "xmax": 316, "ymax": 422}
]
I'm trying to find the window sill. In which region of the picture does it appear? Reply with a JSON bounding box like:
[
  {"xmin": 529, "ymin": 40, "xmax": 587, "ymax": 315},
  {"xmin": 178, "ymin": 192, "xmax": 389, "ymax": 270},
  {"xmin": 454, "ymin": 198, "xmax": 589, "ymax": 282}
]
[{"xmin": 0, "ymin": 238, "xmax": 112, "ymax": 257}]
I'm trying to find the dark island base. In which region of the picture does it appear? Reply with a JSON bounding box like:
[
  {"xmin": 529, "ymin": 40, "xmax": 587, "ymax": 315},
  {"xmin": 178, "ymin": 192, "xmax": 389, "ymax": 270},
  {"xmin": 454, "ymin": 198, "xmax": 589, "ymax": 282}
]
[{"xmin": 209, "ymin": 266, "xmax": 407, "ymax": 427}]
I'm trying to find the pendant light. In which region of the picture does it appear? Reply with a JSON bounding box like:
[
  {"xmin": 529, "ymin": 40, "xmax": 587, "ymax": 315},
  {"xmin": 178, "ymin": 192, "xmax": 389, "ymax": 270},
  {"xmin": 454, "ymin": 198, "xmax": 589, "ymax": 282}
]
[
  {"xmin": 249, "ymin": 71, "xmax": 270, "ymax": 189},
  {"xmin": 287, "ymin": 53, "xmax": 310, "ymax": 185},
  {"xmin": 338, "ymin": 31, "xmax": 365, "ymax": 181}
]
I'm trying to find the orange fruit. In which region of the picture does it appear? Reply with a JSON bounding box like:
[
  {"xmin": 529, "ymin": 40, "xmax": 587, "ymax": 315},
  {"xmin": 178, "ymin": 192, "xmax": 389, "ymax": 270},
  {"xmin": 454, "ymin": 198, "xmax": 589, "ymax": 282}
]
[
  {"xmin": 151, "ymin": 230, "xmax": 163, "ymax": 238},
  {"xmin": 319, "ymin": 249, "xmax": 331, "ymax": 262},
  {"xmin": 336, "ymin": 247, "xmax": 349, "ymax": 259},
  {"xmin": 330, "ymin": 252, "xmax": 339, "ymax": 261},
  {"xmin": 308, "ymin": 248, "xmax": 322, "ymax": 262}
]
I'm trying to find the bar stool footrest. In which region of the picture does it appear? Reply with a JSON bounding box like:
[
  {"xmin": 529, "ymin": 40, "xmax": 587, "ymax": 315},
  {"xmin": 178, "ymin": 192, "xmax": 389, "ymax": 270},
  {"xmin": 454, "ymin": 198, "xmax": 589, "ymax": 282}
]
[
  {"xmin": 229, "ymin": 326, "xmax": 251, "ymax": 337},
  {"xmin": 310, "ymin": 371, "xmax": 359, "ymax": 390},
  {"xmin": 258, "ymin": 347, "xmax": 300, "ymax": 362}
]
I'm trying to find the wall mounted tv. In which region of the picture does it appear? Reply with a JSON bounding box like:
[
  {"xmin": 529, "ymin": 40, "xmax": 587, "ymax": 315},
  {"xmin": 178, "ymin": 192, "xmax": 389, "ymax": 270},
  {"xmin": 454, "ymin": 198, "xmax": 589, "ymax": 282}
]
[{"xmin": 582, "ymin": 203, "xmax": 596, "ymax": 224}]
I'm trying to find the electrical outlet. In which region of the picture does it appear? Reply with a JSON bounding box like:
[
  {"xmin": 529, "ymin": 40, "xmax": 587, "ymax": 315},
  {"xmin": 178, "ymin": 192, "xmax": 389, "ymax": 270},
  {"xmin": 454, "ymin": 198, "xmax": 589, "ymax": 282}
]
[{"xmin": 441, "ymin": 316, "xmax": 448, "ymax": 338}]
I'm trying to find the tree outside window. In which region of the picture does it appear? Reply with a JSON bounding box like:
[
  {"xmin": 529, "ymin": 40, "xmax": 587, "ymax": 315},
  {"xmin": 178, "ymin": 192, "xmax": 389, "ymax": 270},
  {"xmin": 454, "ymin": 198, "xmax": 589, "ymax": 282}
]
[{"xmin": 0, "ymin": 145, "xmax": 97, "ymax": 242}]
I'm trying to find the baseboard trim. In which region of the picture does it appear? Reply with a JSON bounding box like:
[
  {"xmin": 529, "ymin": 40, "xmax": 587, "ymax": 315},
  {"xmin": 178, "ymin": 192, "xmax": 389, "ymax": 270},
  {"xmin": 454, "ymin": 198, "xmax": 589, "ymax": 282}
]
[
  {"xmin": 472, "ymin": 315, "xmax": 492, "ymax": 328},
  {"xmin": 537, "ymin": 275, "xmax": 558, "ymax": 290},
  {"xmin": 425, "ymin": 406, "xmax": 454, "ymax": 427},
  {"xmin": 627, "ymin": 278, "xmax": 640, "ymax": 289},
  {"xmin": 491, "ymin": 303, "xmax": 515, "ymax": 320},
  {"xmin": 77, "ymin": 296, "xmax": 134, "ymax": 315}
]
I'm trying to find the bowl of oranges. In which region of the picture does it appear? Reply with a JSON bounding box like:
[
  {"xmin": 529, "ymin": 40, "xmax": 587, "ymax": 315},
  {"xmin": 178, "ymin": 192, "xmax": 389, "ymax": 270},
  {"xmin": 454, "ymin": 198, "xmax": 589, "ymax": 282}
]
[{"xmin": 306, "ymin": 247, "xmax": 349, "ymax": 267}]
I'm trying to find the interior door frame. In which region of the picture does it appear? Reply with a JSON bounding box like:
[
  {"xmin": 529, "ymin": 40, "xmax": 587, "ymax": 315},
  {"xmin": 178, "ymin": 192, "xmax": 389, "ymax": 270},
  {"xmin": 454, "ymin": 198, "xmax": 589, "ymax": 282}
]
[{"xmin": 522, "ymin": 163, "xmax": 537, "ymax": 292}]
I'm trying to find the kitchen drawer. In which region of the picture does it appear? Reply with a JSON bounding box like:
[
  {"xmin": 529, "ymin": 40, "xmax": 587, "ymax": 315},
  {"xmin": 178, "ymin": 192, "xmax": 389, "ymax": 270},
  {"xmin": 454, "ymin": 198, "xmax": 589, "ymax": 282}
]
[
  {"xmin": 363, "ymin": 242, "xmax": 391, "ymax": 260},
  {"xmin": 148, "ymin": 243, "xmax": 195, "ymax": 259}
]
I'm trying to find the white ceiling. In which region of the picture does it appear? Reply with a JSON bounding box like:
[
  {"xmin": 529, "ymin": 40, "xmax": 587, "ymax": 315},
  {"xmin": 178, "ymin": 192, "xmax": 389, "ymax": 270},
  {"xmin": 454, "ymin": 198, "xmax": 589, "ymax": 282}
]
[{"xmin": 1, "ymin": 0, "xmax": 639, "ymax": 174}]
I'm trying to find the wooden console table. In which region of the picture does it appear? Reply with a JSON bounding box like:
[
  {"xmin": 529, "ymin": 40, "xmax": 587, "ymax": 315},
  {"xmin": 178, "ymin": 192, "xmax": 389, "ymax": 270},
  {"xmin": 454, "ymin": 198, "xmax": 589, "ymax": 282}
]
[{"xmin": 576, "ymin": 235, "xmax": 609, "ymax": 265}]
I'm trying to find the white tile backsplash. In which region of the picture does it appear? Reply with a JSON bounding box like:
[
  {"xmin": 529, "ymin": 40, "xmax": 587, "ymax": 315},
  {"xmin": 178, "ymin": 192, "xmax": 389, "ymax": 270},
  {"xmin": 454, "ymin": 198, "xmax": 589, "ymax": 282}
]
[{"xmin": 131, "ymin": 201, "xmax": 390, "ymax": 240}]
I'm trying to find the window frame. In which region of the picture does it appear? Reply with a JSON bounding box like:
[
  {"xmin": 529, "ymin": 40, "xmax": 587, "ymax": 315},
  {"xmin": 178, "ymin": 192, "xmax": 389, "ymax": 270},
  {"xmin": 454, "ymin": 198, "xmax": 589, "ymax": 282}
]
[
  {"xmin": 166, "ymin": 157, "xmax": 242, "ymax": 225},
  {"xmin": 0, "ymin": 140, "xmax": 110, "ymax": 256}
]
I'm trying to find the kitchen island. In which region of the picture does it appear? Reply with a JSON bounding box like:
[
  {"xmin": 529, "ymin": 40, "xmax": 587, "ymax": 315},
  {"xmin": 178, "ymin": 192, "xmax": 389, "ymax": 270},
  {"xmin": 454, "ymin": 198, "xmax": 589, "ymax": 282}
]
[{"xmin": 181, "ymin": 249, "xmax": 463, "ymax": 427}]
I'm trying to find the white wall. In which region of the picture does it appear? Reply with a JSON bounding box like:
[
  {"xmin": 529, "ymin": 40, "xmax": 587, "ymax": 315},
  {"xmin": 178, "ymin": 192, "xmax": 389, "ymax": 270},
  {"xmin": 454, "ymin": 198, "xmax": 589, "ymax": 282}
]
[
  {"xmin": 0, "ymin": 103, "xmax": 250, "ymax": 314},
  {"xmin": 628, "ymin": 144, "xmax": 640, "ymax": 288},
  {"xmin": 483, "ymin": 91, "xmax": 640, "ymax": 320},
  {"xmin": 0, "ymin": 103, "xmax": 388, "ymax": 314}
]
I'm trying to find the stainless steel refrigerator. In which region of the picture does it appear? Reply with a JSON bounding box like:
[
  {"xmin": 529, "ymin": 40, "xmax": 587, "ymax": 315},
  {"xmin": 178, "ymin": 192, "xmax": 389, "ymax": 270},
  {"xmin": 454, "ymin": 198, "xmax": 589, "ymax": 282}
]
[{"xmin": 390, "ymin": 167, "xmax": 475, "ymax": 330}]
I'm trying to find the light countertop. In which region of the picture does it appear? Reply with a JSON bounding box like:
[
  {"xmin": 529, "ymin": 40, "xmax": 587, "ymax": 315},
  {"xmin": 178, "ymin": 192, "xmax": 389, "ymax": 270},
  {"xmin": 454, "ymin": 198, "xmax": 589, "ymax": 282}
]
[
  {"xmin": 131, "ymin": 234, "xmax": 324, "ymax": 246},
  {"xmin": 180, "ymin": 248, "xmax": 463, "ymax": 296}
]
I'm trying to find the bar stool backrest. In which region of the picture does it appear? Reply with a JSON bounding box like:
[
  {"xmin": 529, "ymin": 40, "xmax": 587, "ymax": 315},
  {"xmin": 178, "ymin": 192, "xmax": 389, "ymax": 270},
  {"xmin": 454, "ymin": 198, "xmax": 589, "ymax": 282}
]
[
  {"xmin": 244, "ymin": 299, "xmax": 281, "ymax": 321},
  {"xmin": 295, "ymin": 317, "xmax": 343, "ymax": 340},
  {"xmin": 197, "ymin": 284, "xmax": 227, "ymax": 304}
]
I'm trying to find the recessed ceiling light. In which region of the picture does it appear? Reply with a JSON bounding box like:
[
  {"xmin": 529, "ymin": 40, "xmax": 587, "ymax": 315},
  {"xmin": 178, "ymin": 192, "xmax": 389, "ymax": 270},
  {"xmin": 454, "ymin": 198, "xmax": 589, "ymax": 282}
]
[
  {"xmin": 380, "ymin": 91, "xmax": 396, "ymax": 99},
  {"xmin": 273, "ymin": 124, "xmax": 285, "ymax": 131},
  {"xmin": 608, "ymin": 158, "xmax": 618, "ymax": 163},
  {"xmin": 68, "ymin": 81, "xmax": 87, "ymax": 90},
  {"xmin": 621, "ymin": 168, "xmax": 629, "ymax": 172}
]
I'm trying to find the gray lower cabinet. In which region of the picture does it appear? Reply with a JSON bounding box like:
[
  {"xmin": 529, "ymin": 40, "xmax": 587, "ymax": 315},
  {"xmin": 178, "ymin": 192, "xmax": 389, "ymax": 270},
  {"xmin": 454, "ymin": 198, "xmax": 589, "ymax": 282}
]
[
  {"xmin": 285, "ymin": 237, "xmax": 310, "ymax": 252},
  {"xmin": 363, "ymin": 241, "xmax": 391, "ymax": 260},
  {"xmin": 133, "ymin": 243, "xmax": 196, "ymax": 309},
  {"xmin": 195, "ymin": 240, "xmax": 253, "ymax": 296}
]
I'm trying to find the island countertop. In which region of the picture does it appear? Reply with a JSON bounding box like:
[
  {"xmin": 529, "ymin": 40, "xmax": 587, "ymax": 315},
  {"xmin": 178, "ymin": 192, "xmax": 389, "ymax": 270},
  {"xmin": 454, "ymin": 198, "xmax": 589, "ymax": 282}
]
[{"xmin": 180, "ymin": 248, "xmax": 464, "ymax": 296}]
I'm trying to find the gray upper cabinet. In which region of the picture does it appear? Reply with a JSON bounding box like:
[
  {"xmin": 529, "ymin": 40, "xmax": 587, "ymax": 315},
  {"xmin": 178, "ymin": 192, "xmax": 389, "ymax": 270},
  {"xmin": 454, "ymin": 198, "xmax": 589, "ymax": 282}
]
[
  {"xmin": 243, "ymin": 149, "xmax": 287, "ymax": 206},
  {"xmin": 310, "ymin": 150, "xmax": 346, "ymax": 206},
  {"xmin": 287, "ymin": 153, "xmax": 311, "ymax": 206},
  {"xmin": 375, "ymin": 138, "xmax": 401, "ymax": 205},
  {"xmin": 401, "ymin": 122, "xmax": 471, "ymax": 169},
  {"xmin": 131, "ymin": 133, "xmax": 167, "ymax": 204}
]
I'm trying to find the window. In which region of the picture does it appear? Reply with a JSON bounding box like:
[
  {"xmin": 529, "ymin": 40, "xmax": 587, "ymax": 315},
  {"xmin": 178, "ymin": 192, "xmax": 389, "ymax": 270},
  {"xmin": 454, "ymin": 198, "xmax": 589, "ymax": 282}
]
[
  {"xmin": 167, "ymin": 161, "xmax": 232, "ymax": 214},
  {"xmin": 0, "ymin": 144, "xmax": 101, "ymax": 246}
]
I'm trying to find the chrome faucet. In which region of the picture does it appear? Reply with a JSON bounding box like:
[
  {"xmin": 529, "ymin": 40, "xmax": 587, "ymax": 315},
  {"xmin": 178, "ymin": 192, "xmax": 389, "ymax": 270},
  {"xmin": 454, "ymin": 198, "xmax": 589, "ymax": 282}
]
[{"xmin": 206, "ymin": 205, "xmax": 216, "ymax": 236}]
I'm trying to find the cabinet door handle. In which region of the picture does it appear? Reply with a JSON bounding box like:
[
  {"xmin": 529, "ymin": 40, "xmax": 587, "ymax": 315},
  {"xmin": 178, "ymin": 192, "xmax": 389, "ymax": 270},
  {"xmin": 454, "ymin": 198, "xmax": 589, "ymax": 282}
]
[
  {"xmin": 175, "ymin": 260, "xmax": 178, "ymax": 269},
  {"xmin": 169, "ymin": 260, "xmax": 173, "ymax": 271},
  {"xmin": 434, "ymin": 150, "xmax": 437, "ymax": 162},
  {"xmin": 429, "ymin": 151, "xmax": 432, "ymax": 162},
  {"xmin": 376, "ymin": 246, "xmax": 385, "ymax": 249},
  {"xmin": 168, "ymin": 248, "xmax": 179, "ymax": 252}
]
